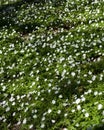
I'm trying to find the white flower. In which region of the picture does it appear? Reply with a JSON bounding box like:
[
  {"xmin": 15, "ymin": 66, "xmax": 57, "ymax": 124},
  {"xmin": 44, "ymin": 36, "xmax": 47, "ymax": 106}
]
[
  {"xmin": 12, "ymin": 102, "xmax": 15, "ymax": 106},
  {"xmin": 71, "ymin": 72, "xmax": 75, "ymax": 77},
  {"xmin": 63, "ymin": 128, "xmax": 68, "ymax": 130},
  {"xmin": 33, "ymin": 115, "xmax": 37, "ymax": 119},
  {"xmin": 59, "ymin": 95, "xmax": 63, "ymax": 98},
  {"xmin": 102, "ymin": 111, "xmax": 104, "ymax": 116},
  {"xmin": 29, "ymin": 124, "xmax": 33, "ymax": 129},
  {"xmin": 6, "ymin": 107, "xmax": 10, "ymax": 112},
  {"xmin": 92, "ymin": 75, "xmax": 96, "ymax": 81},
  {"xmin": 82, "ymin": 109, "xmax": 86, "ymax": 113},
  {"xmin": 85, "ymin": 113, "xmax": 89, "ymax": 118},
  {"xmin": 88, "ymin": 89, "xmax": 92, "ymax": 93},
  {"xmin": 2, "ymin": 86, "xmax": 6, "ymax": 91},
  {"xmin": 17, "ymin": 95, "xmax": 20, "ymax": 100},
  {"xmin": 99, "ymin": 92, "xmax": 102, "ymax": 95},
  {"xmin": 42, "ymin": 117, "xmax": 45, "ymax": 121},
  {"xmin": 88, "ymin": 71, "xmax": 92, "ymax": 75},
  {"xmin": 87, "ymin": 80, "xmax": 92, "ymax": 84},
  {"xmin": 3, "ymin": 119, "xmax": 6, "ymax": 122},
  {"xmin": 64, "ymin": 113, "xmax": 68, "ymax": 117},
  {"xmin": 81, "ymin": 97, "xmax": 85, "ymax": 102},
  {"xmin": 71, "ymin": 109, "xmax": 75, "ymax": 113},
  {"xmin": 94, "ymin": 91, "xmax": 98, "ymax": 96},
  {"xmin": 2, "ymin": 101, "xmax": 6, "ymax": 105},
  {"xmin": 51, "ymin": 120, "xmax": 55, "ymax": 123},
  {"xmin": 41, "ymin": 123, "xmax": 45, "ymax": 128},
  {"xmin": 23, "ymin": 118, "xmax": 27, "ymax": 124},
  {"xmin": 61, "ymin": 69, "xmax": 66, "ymax": 77},
  {"xmin": 32, "ymin": 82, "xmax": 35, "ymax": 86},
  {"xmin": 17, "ymin": 121, "xmax": 21, "ymax": 125},
  {"xmin": 46, "ymin": 68, "xmax": 49, "ymax": 71},
  {"xmin": 48, "ymin": 83, "xmax": 51, "ymax": 87},
  {"xmin": 75, "ymin": 98, "xmax": 80, "ymax": 104},
  {"xmin": 0, "ymin": 117, "xmax": 2, "ymax": 121},
  {"xmin": 13, "ymin": 112, "xmax": 16, "ymax": 116},
  {"xmin": 83, "ymin": 53, "xmax": 86, "ymax": 59},
  {"xmin": 36, "ymin": 77, "xmax": 39, "ymax": 81},
  {"xmin": 0, "ymin": 50, "xmax": 2, "ymax": 54},
  {"xmin": 102, "ymin": 119, "xmax": 104, "ymax": 123},
  {"xmin": 52, "ymin": 100, "xmax": 56, "ymax": 104},
  {"xmin": 84, "ymin": 91, "xmax": 88, "ymax": 95},
  {"xmin": 75, "ymin": 123, "xmax": 79, "ymax": 127},
  {"xmin": 77, "ymin": 105, "xmax": 81, "ymax": 110},
  {"xmin": 57, "ymin": 110, "xmax": 61, "ymax": 114},
  {"xmin": 48, "ymin": 89, "xmax": 51, "ymax": 93},
  {"xmin": 48, "ymin": 109, "xmax": 52, "ymax": 114},
  {"xmin": 94, "ymin": 0, "xmax": 98, "ymax": 3},
  {"xmin": 98, "ymin": 104, "xmax": 103, "ymax": 110}
]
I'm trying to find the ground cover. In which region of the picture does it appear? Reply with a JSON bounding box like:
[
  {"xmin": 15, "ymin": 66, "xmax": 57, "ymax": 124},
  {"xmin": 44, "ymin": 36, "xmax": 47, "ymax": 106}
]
[{"xmin": 0, "ymin": 0, "xmax": 104, "ymax": 130}]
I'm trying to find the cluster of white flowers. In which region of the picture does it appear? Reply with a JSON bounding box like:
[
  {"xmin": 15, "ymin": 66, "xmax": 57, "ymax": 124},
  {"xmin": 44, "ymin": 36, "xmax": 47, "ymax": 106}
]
[{"xmin": 0, "ymin": 0, "xmax": 104, "ymax": 129}]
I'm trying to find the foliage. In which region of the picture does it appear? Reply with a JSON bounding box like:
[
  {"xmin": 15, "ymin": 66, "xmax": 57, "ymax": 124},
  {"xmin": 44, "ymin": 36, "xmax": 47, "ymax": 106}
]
[{"xmin": 0, "ymin": 0, "xmax": 104, "ymax": 130}]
